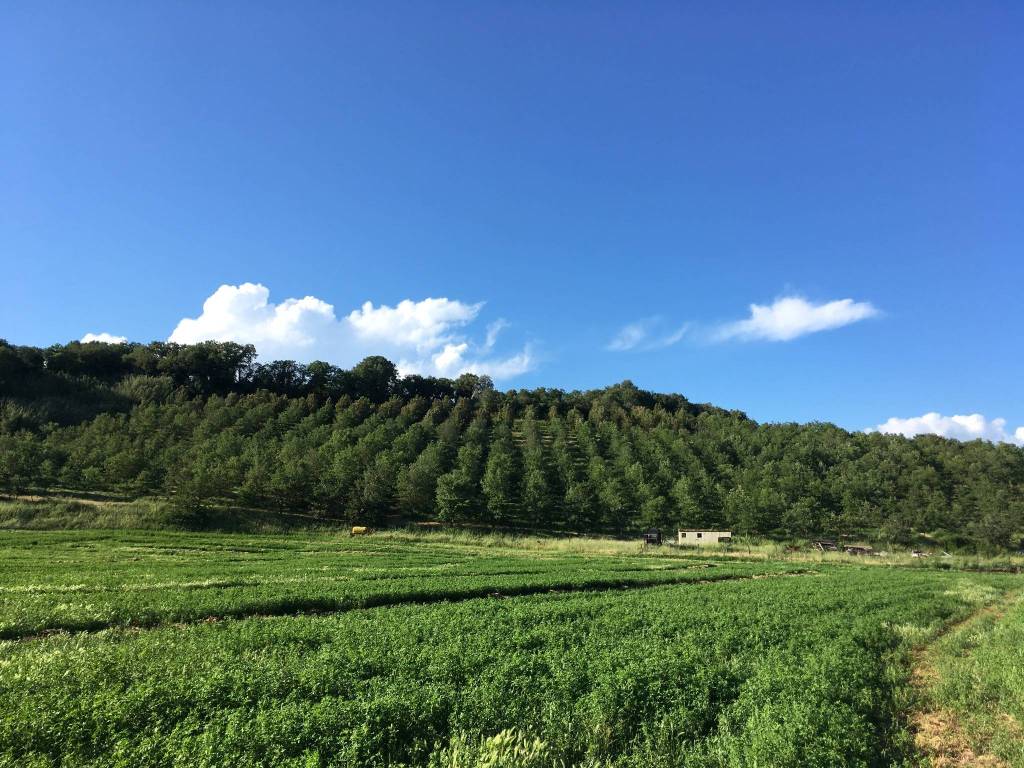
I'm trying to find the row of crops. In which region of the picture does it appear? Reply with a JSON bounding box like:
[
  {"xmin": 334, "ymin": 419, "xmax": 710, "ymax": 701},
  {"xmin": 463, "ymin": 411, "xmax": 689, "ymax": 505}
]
[
  {"xmin": 0, "ymin": 532, "xmax": 799, "ymax": 638},
  {"xmin": 0, "ymin": 533, "xmax": 1019, "ymax": 767}
]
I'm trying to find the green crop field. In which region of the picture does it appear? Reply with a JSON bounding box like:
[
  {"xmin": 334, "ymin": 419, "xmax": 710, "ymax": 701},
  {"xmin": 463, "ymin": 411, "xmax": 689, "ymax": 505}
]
[{"xmin": 1, "ymin": 530, "xmax": 1022, "ymax": 767}]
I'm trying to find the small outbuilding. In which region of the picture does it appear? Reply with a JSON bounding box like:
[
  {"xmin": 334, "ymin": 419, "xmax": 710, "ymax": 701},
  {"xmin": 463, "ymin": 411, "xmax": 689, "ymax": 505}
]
[
  {"xmin": 641, "ymin": 528, "xmax": 662, "ymax": 546},
  {"xmin": 677, "ymin": 529, "xmax": 732, "ymax": 546}
]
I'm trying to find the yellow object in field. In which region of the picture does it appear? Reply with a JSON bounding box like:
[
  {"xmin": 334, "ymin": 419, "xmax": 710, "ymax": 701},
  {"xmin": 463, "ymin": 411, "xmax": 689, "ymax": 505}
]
[{"xmin": 350, "ymin": 526, "xmax": 369, "ymax": 536}]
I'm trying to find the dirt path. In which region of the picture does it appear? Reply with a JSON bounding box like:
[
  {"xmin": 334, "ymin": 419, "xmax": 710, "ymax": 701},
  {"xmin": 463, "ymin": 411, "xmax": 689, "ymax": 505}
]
[{"xmin": 909, "ymin": 592, "xmax": 1021, "ymax": 767}]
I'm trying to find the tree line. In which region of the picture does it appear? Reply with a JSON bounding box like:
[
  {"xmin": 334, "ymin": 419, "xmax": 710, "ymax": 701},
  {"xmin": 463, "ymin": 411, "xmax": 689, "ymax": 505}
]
[{"xmin": 1, "ymin": 339, "xmax": 1022, "ymax": 550}]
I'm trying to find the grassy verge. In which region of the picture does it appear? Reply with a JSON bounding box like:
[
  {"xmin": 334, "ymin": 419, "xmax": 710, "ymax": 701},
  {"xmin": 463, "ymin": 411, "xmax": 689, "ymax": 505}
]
[
  {"xmin": 0, "ymin": 496, "xmax": 179, "ymax": 530},
  {"xmin": 3, "ymin": 493, "xmax": 1023, "ymax": 573},
  {"xmin": 0, "ymin": 496, "xmax": 344, "ymax": 533},
  {"xmin": 916, "ymin": 591, "xmax": 1024, "ymax": 766}
]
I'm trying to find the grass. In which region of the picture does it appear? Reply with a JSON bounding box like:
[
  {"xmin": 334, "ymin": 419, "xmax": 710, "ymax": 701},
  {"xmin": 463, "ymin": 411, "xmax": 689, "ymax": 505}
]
[
  {"xmin": 6, "ymin": 493, "xmax": 1023, "ymax": 575},
  {"xmin": 0, "ymin": 496, "xmax": 178, "ymax": 530},
  {"xmin": 0, "ymin": 527, "xmax": 1022, "ymax": 766},
  {"xmin": 920, "ymin": 591, "xmax": 1024, "ymax": 765},
  {"xmin": 0, "ymin": 530, "xmax": 803, "ymax": 638},
  {"xmin": 0, "ymin": 495, "xmax": 343, "ymax": 533}
]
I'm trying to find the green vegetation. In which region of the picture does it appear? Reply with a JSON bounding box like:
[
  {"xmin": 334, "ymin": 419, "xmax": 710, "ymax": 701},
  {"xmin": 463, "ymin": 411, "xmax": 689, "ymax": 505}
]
[
  {"xmin": 922, "ymin": 592, "xmax": 1024, "ymax": 765},
  {"xmin": 0, "ymin": 530, "xmax": 799, "ymax": 638},
  {"xmin": 2, "ymin": 339, "xmax": 1023, "ymax": 550},
  {"xmin": 0, "ymin": 495, "xmax": 321, "ymax": 533},
  {"xmin": 0, "ymin": 530, "xmax": 1019, "ymax": 766}
]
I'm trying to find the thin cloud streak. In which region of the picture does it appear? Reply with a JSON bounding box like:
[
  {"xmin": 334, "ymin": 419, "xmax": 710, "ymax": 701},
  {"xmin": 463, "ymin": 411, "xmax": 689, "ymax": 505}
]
[{"xmin": 607, "ymin": 318, "xmax": 689, "ymax": 352}]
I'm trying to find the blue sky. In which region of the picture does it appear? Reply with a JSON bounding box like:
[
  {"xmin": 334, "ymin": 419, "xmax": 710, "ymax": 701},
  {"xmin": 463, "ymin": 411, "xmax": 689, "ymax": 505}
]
[{"xmin": 3, "ymin": 3, "xmax": 1022, "ymax": 438}]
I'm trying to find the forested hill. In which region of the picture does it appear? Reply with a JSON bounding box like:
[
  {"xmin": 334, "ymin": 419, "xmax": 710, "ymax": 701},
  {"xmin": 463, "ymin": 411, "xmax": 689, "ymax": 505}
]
[{"xmin": 1, "ymin": 339, "xmax": 1022, "ymax": 550}]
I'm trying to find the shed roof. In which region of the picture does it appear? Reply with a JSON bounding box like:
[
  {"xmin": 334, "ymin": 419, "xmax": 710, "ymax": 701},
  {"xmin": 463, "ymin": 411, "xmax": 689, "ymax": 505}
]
[{"xmin": 678, "ymin": 529, "xmax": 732, "ymax": 533}]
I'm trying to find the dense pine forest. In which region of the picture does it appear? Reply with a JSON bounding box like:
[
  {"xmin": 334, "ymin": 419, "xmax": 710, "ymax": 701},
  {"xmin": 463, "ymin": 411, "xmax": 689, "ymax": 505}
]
[{"xmin": 1, "ymin": 339, "xmax": 1022, "ymax": 550}]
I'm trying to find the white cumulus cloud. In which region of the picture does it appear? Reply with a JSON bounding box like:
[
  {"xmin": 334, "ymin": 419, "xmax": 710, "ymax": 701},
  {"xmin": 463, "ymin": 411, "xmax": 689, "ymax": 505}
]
[
  {"xmin": 346, "ymin": 298, "xmax": 483, "ymax": 353},
  {"xmin": 81, "ymin": 332, "xmax": 127, "ymax": 344},
  {"xmin": 869, "ymin": 412, "xmax": 1024, "ymax": 446},
  {"xmin": 168, "ymin": 282, "xmax": 534, "ymax": 380},
  {"xmin": 169, "ymin": 283, "xmax": 336, "ymax": 357},
  {"xmin": 607, "ymin": 318, "xmax": 688, "ymax": 352},
  {"xmin": 714, "ymin": 296, "xmax": 879, "ymax": 342},
  {"xmin": 401, "ymin": 342, "xmax": 534, "ymax": 380}
]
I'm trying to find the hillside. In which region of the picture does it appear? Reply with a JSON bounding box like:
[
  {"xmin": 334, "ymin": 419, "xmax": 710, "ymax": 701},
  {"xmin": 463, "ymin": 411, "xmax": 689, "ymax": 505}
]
[{"xmin": 1, "ymin": 339, "xmax": 1022, "ymax": 550}]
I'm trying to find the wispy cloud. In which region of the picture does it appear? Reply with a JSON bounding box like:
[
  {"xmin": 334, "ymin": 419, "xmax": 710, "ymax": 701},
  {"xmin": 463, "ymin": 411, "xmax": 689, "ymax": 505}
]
[
  {"xmin": 868, "ymin": 412, "xmax": 1024, "ymax": 446},
  {"xmin": 713, "ymin": 296, "xmax": 879, "ymax": 342},
  {"xmin": 607, "ymin": 318, "xmax": 689, "ymax": 352},
  {"xmin": 484, "ymin": 319, "xmax": 510, "ymax": 351},
  {"xmin": 81, "ymin": 332, "xmax": 127, "ymax": 344},
  {"xmin": 169, "ymin": 282, "xmax": 536, "ymax": 380},
  {"xmin": 656, "ymin": 324, "xmax": 689, "ymax": 348},
  {"xmin": 607, "ymin": 322, "xmax": 648, "ymax": 352}
]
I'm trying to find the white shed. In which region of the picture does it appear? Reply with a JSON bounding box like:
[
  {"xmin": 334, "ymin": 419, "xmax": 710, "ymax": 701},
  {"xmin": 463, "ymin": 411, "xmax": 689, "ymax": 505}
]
[{"xmin": 677, "ymin": 529, "xmax": 732, "ymax": 546}]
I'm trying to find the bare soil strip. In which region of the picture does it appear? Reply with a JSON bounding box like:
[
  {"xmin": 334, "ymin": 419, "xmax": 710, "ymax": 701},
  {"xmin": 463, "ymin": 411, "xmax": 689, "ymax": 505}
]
[{"xmin": 910, "ymin": 592, "xmax": 1020, "ymax": 767}]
